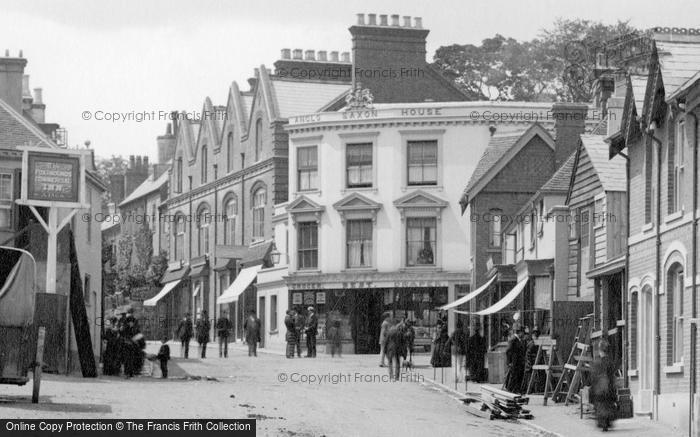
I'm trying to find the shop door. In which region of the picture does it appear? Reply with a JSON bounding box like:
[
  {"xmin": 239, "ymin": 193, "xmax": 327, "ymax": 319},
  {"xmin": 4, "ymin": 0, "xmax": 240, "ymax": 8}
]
[{"xmin": 352, "ymin": 290, "xmax": 383, "ymax": 354}]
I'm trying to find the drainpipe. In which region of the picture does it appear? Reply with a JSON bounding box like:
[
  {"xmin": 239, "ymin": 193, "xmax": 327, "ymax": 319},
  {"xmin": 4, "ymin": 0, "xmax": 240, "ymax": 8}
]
[
  {"xmin": 188, "ymin": 176, "xmax": 193, "ymax": 314},
  {"xmin": 617, "ymin": 149, "xmax": 631, "ymax": 389},
  {"xmin": 647, "ymin": 124, "xmax": 663, "ymax": 410},
  {"xmin": 687, "ymin": 109, "xmax": 698, "ymax": 437},
  {"xmin": 213, "ymin": 164, "xmax": 218, "ymax": 340}
]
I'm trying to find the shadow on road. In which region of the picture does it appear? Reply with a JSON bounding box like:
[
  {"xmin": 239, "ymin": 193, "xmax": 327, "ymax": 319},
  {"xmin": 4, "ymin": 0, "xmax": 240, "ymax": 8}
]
[{"xmin": 0, "ymin": 396, "xmax": 112, "ymax": 413}]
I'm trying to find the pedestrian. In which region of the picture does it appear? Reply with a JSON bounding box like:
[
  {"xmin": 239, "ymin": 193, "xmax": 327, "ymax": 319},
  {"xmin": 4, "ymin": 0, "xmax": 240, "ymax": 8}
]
[
  {"xmin": 430, "ymin": 323, "xmax": 451, "ymax": 368},
  {"xmin": 385, "ymin": 318, "xmax": 406, "ymax": 381},
  {"xmin": 102, "ymin": 317, "xmax": 121, "ymax": 376},
  {"xmin": 378, "ymin": 312, "xmax": 391, "ymax": 367},
  {"xmin": 122, "ymin": 312, "xmax": 145, "ymax": 378},
  {"xmin": 293, "ymin": 307, "xmax": 304, "ymax": 358},
  {"xmin": 446, "ymin": 319, "xmax": 468, "ymax": 384},
  {"xmin": 591, "ymin": 339, "xmax": 617, "ymax": 431},
  {"xmin": 157, "ymin": 335, "xmax": 170, "ymax": 379},
  {"xmin": 284, "ymin": 310, "xmax": 297, "ymax": 359},
  {"xmin": 466, "ymin": 322, "xmax": 487, "ymax": 382},
  {"xmin": 403, "ymin": 319, "xmax": 416, "ymax": 366},
  {"xmin": 244, "ymin": 310, "xmax": 261, "ymax": 357},
  {"xmin": 327, "ymin": 320, "xmax": 342, "ymax": 357},
  {"xmin": 196, "ymin": 311, "xmax": 211, "ymax": 358},
  {"xmin": 176, "ymin": 313, "xmax": 193, "ymax": 359},
  {"xmin": 216, "ymin": 311, "xmax": 232, "ymax": 358},
  {"xmin": 505, "ymin": 325, "xmax": 526, "ymax": 394},
  {"xmin": 521, "ymin": 327, "xmax": 541, "ymax": 394},
  {"xmin": 305, "ymin": 306, "xmax": 318, "ymax": 358}
]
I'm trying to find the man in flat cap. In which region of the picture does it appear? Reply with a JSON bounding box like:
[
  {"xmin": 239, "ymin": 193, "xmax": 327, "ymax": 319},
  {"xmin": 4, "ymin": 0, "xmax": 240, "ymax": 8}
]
[{"xmin": 305, "ymin": 306, "xmax": 318, "ymax": 358}]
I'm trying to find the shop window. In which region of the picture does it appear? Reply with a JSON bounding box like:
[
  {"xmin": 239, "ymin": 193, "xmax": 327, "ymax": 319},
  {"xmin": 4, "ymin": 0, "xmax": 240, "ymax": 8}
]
[
  {"xmin": 297, "ymin": 222, "xmax": 318, "ymax": 270},
  {"xmin": 346, "ymin": 143, "xmax": 373, "ymax": 188},
  {"xmin": 297, "ymin": 146, "xmax": 318, "ymax": 191},
  {"xmin": 406, "ymin": 217, "xmax": 436, "ymax": 266},
  {"xmin": 346, "ymin": 219, "xmax": 372, "ymax": 268},
  {"xmin": 407, "ymin": 140, "xmax": 437, "ymax": 186}
]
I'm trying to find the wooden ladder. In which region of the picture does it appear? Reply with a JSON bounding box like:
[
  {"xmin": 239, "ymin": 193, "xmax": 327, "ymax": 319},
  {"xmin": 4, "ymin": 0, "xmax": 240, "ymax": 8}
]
[
  {"xmin": 551, "ymin": 314, "xmax": 594, "ymax": 405},
  {"xmin": 526, "ymin": 338, "xmax": 563, "ymax": 405}
]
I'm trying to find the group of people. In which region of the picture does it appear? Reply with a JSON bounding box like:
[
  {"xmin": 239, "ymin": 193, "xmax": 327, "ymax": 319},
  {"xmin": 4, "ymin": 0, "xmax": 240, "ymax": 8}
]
[
  {"xmin": 504, "ymin": 324, "xmax": 542, "ymax": 394},
  {"xmin": 176, "ymin": 311, "xmax": 213, "ymax": 359},
  {"xmin": 431, "ymin": 318, "xmax": 488, "ymax": 384},
  {"xmin": 102, "ymin": 309, "xmax": 147, "ymax": 378},
  {"xmin": 283, "ymin": 306, "xmax": 319, "ymax": 358},
  {"xmin": 378, "ymin": 313, "xmax": 416, "ymax": 381}
]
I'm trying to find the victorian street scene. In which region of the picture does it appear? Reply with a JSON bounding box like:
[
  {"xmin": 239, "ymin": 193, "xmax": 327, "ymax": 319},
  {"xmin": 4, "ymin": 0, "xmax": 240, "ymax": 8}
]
[{"xmin": 1, "ymin": 1, "xmax": 700, "ymax": 436}]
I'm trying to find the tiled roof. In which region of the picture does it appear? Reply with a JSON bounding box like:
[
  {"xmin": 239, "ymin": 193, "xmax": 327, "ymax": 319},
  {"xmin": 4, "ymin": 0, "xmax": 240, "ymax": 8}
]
[
  {"xmin": 540, "ymin": 153, "xmax": 575, "ymax": 192},
  {"xmin": 655, "ymin": 41, "xmax": 700, "ymax": 95},
  {"xmin": 119, "ymin": 170, "xmax": 168, "ymax": 207},
  {"xmin": 464, "ymin": 132, "xmax": 524, "ymax": 196},
  {"xmin": 0, "ymin": 97, "xmax": 55, "ymax": 150},
  {"xmin": 580, "ymin": 135, "xmax": 626, "ymax": 192},
  {"xmin": 270, "ymin": 79, "xmax": 350, "ymax": 118}
]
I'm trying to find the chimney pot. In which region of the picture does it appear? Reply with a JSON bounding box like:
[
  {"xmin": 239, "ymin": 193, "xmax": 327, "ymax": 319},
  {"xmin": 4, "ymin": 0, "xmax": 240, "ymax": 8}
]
[
  {"xmin": 292, "ymin": 49, "xmax": 303, "ymax": 60},
  {"xmin": 341, "ymin": 52, "xmax": 350, "ymax": 63},
  {"xmin": 330, "ymin": 51, "xmax": 339, "ymax": 62},
  {"xmin": 21, "ymin": 75, "xmax": 32, "ymax": 100},
  {"xmin": 403, "ymin": 16, "xmax": 411, "ymax": 27},
  {"xmin": 368, "ymin": 14, "xmax": 377, "ymax": 25},
  {"xmin": 18, "ymin": 50, "xmax": 23, "ymax": 57},
  {"xmin": 166, "ymin": 122, "xmax": 172, "ymax": 135},
  {"xmin": 380, "ymin": 14, "xmax": 388, "ymax": 26},
  {"xmin": 33, "ymin": 88, "xmax": 42, "ymax": 104},
  {"xmin": 357, "ymin": 13, "xmax": 365, "ymax": 25},
  {"xmin": 304, "ymin": 50, "xmax": 315, "ymax": 61},
  {"xmin": 317, "ymin": 50, "xmax": 327, "ymax": 61},
  {"xmin": 144, "ymin": 156, "xmax": 149, "ymax": 168},
  {"xmin": 281, "ymin": 48, "xmax": 291, "ymax": 59},
  {"xmin": 129, "ymin": 155, "xmax": 136, "ymax": 168},
  {"xmin": 391, "ymin": 14, "xmax": 399, "ymax": 26},
  {"xmin": 414, "ymin": 17, "xmax": 422, "ymax": 28}
]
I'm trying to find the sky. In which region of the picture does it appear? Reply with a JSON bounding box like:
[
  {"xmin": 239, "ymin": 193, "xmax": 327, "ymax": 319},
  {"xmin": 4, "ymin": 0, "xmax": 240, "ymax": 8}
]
[{"xmin": 1, "ymin": 0, "xmax": 698, "ymax": 162}]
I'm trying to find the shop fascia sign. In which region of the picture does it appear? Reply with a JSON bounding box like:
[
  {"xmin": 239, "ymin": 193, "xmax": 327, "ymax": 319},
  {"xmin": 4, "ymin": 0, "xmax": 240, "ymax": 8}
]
[{"xmin": 289, "ymin": 106, "xmax": 446, "ymax": 125}]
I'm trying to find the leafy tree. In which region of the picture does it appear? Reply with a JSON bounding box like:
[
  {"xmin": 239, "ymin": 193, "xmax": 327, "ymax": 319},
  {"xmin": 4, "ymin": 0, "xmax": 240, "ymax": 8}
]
[{"xmin": 432, "ymin": 19, "xmax": 639, "ymax": 102}]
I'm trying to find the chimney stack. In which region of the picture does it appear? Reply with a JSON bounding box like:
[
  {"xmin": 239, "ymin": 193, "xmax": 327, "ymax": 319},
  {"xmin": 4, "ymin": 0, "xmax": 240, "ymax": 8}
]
[
  {"xmin": 30, "ymin": 87, "xmax": 45, "ymax": 123},
  {"xmin": 552, "ymin": 103, "xmax": 588, "ymax": 169},
  {"xmin": 292, "ymin": 49, "xmax": 303, "ymax": 60},
  {"xmin": 0, "ymin": 50, "xmax": 28, "ymax": 112},
  {"xmin": 357, "ymin": 13, "xmax": 365, "ymax": 25},
  {"xmin": 281, "ymin": 48, "xmax": 291, "ymax": 59},
  {"xmin": 157, "ymin": 122, "xmax": 176, "ymax": 164},
  {"xmin": 414, "ymin": 17, "xmax": 422, "ymax": 29}
]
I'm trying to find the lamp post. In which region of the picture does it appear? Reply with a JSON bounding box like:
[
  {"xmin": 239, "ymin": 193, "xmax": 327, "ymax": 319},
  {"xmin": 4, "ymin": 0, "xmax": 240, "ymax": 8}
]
[{"xmin": 269, "ymin": 244, "xmax": 281, "ymax": 266}]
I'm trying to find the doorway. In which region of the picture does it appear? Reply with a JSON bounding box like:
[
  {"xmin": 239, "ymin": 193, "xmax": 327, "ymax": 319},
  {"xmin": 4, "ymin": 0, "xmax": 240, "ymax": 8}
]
[
  {"xmin": 351, "ymin": 290, "xmax": 383, "ymax": 354},
  {"xmin": 637, "ymin": 285, "xmax": 654, "ymax": 414},
  {"xmin": 258, "ymin": 296, "xmax": 265, "ymax": 348}
]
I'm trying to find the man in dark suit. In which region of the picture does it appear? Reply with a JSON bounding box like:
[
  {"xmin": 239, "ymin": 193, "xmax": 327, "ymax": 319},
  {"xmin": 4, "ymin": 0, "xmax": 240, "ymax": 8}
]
[
  {"xmin": 293, "ymin": 308, "xmax": 304, "ymax": 358},
  {"xmin": 505, "ymin": 325, "xmax": 526, "ymax": 394},
  {"xmin": 243, "ymin": 310, "xmax": 261, "ymax": 357},
  {"xmin": 176, "ymin": 313, "xmax": 193, "ymax": 359},
  {"xmin": 305, "ymin": 306, "xmax": 318, "ymax": 357}
]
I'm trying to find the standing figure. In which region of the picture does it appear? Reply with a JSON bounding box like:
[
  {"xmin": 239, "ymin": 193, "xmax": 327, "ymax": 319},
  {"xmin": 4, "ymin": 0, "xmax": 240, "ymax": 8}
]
[
  {"xmin": 521, "ymin": 327, "xmax": 540, "ymax": 394},
  {"xmin": 122, "ymin": 313, "xmax": 145, "ymax": 378},
  {"xmin": 216, "ymin": 311, "xmax": 232, "ymax": 358},
  {"xmin": 447, "ymin": 319, "xmax": 468, "ymax": 384},
  {"xmin": 591, "ymin": 340, "xmax": 618, "ymax": 431},
  {"xmin": 378, "ymin": 312, "xmax": 391, "ymax": 367},
  {"xmin": 327, "ymin": 320, "xmax": 342, "ymax": 358},
  {"xmin": 196, "ymin": 311, "xmax": 211, "ymax": 359},
  {"xmin": 102, "ymin": 317, "xmax": 121, "ymax": 376},
  {"xmin": 293, "ymin": 307, "xmax": 304, "ymax": 358},
  {"xmin": 403, "ymin": 319, "xmax": 416, "ymax": 366},
  {"xmin": 244, "ymin": 310, "xmax": 261, "ymax": 357},
  {"xmin": 385, "ymin": 319, "xmax": 406, "ymax": 381},
  {"xmin": 466, "ymin": 322, "xmax": 487, "ymax": 382},
  {"xmin": 431, "ymin": 324, "xmax": 451, "ymax": 368},
  {"xmin": 284, "ymin": 310, "xmax": 297, "ymax": 359},
  {"xmin": 176, "ymin": 313, "xmax": 194, "ymax": 358},
  {"xmin": 505, "ymin": 325, "xmax": 526, "ymax": 394},
  {"xmin": 157, "ymin": 336, "xmax": 170, "ymax": 378},
  {"xmin": 305, "ymin": 306, "xmax": 318, "ymax": 358}
]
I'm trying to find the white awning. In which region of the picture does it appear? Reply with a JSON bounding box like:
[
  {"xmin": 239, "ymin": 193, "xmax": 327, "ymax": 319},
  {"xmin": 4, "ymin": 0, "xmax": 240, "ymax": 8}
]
[
  {"xmin": 438, "ymin": 276, "xmax": 496, "ymax": 310},
  {"xmin": 217, "ymin": 264, "xmax": 263, "ymax": 305},
  {"xmin": 476, "ymin": 278, "xmax": 529, "ymax": 316},
  {"xmin": 143, "ymin": 280, "xmax": 181, "ymax": 307}
]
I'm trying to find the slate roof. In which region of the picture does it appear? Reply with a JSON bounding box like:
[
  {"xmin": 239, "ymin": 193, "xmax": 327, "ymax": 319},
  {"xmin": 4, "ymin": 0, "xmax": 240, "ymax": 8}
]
[
  {"xmin": 655, "ymin": 41, "xmax": 700, "ymax": 95},
  {"xmin": 579, "ymin": 134, "xmax": 626, "ymax": 192},
  {"xmin": 119, "ymin": 170, "xmax": 168, "ymax": 207},
  {"xmin": 270, "ymin": 79, "xmax": 350, "ymax": 119},
  {"xmin": 540, "ymin": 153, "xmax": 576, "ymax": 192},
  {"xmin": 464, "ymin": 132, "xmax": 524, "ymax": 196},
  {"xmin": 0, "ymin": 97, "xmax": 55, "ymax": 150}
]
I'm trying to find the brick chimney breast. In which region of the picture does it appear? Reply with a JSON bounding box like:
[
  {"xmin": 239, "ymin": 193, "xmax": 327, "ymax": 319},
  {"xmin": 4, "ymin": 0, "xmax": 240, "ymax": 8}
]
[
  {"xmin": 0, "ymin": 52, "xmax": 28, "ymax": 112},
  {"xmin": 552, "ymin": 102, "xmax": 588, "ymax": 169}
]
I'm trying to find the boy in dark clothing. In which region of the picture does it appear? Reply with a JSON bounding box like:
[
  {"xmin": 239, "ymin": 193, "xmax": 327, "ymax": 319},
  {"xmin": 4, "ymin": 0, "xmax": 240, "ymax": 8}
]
[{"xmin": 157, "ymin": 336, "xmax": 170, "ymax": 379}]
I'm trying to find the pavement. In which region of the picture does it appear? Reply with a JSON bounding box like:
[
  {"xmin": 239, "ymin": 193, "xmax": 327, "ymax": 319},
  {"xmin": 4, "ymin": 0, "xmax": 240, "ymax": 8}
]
[{"xmin": 0, "ymin": 340, "xmax": 685, "ymax": 437}]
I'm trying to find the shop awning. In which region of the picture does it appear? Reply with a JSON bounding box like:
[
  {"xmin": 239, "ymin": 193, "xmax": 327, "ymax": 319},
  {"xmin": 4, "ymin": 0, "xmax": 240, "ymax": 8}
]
[
  {"xmin": 160, "ymin": 265, "xmax": 190, "ymax": 284},
  {"xmin": 476, "ymin": 277, "xmax": 529, "ymax": 316},
  {"xmin": 143, "ymin": 280, "xmax": 181, "ymax": 307},
  {"xmin": 217, "ymin": 264, "xmax": 263, "ymax": 305},
  {"xmin": 438, "ymin": 276, "xmax": 496, "ymax": 310},
  {"xmin": 189, "ymin": 264, "xmax": 209, "ymax": 278}
]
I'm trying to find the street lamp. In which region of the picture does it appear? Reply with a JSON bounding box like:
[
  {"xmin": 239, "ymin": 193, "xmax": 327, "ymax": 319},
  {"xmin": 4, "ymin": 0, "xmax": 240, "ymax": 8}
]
[{"xmin": 269, "ymin": 243, "xmax": 281, "ymax": 265}]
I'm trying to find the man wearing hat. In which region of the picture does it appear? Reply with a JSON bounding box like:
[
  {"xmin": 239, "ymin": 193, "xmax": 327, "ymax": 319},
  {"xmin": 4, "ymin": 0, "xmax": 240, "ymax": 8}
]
[
  {"xmin": 305, "ymin": 306, "xmax": 318, "ymax": 358},
  {"xmin": 505, "ymin": 324, "xmax": 526, "ymax": 393},
  {"xmin": 521, "ymin": 326, "xmax": 541, "ymax": 394}
]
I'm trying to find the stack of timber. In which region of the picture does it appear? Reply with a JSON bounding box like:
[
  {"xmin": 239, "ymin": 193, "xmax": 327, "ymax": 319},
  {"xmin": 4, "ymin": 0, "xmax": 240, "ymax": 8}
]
[{"xmin": 461, "ymin": 386, "xmax": 533, "ymax": 420}]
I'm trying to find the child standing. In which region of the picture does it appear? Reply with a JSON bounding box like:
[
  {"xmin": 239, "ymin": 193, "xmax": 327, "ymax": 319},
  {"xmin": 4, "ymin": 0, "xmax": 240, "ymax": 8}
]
[
  {"xmin": 157, "ymin": 336, "xmax": 170, "ymax": 378},
  {"xmin": 328, "ymin": 320, "xmax": 342, "ymax": 358}
]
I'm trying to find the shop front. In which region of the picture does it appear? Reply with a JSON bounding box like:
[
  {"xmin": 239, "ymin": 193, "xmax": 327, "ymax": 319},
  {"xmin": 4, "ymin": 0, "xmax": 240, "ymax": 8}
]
[{"xmin": 286, "ymin": 273, "xmax": 465, "ymax": 354}]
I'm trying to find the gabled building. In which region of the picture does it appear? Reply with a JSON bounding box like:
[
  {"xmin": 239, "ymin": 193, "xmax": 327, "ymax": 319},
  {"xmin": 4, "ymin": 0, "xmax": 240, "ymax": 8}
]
[{"xmin": 604, "ymin": 27, "xmax": 700, "ymax": 432}]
